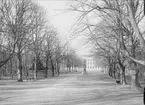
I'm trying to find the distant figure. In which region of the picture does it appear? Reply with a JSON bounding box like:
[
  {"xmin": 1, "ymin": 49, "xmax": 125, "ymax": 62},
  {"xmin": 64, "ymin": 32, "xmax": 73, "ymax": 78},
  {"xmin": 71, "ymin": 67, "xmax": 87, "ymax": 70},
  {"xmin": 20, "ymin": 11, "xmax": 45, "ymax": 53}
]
[{"xmin": 82, "ymin": 59, "xmax": 87, "ymax": 74}]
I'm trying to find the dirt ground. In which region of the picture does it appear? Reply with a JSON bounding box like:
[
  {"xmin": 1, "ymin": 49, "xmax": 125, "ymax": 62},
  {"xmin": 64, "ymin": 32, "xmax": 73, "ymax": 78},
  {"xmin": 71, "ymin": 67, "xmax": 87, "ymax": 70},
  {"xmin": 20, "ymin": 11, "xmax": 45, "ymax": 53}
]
[{"xmin": 0, "ymin": 70, "xmax": 143, "ymax": 105}]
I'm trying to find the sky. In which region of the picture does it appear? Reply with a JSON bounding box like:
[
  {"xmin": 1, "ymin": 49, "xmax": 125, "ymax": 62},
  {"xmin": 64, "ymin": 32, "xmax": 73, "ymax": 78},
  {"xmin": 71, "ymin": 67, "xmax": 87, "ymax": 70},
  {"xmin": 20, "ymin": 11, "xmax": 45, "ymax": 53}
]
[{"xmin": 34, "ymin": 0, "xmax": 101, "ymax": 58}]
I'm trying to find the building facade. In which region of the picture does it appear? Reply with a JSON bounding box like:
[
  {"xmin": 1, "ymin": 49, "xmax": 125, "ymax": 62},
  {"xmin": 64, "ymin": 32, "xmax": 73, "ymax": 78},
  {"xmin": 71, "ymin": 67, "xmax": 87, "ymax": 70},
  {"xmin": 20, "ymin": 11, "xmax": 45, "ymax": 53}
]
[{"xmin": 84, "ymin": 57, "xmax": 96, "ymax": 69}]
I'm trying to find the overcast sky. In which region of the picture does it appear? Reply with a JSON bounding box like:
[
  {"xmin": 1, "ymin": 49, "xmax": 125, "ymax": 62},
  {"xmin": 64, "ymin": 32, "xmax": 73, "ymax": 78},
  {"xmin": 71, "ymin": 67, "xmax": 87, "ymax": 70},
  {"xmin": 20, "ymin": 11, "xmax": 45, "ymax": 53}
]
[{"xmin": 34, "ymin": 0, "xmax": 101, "ymax": 58}]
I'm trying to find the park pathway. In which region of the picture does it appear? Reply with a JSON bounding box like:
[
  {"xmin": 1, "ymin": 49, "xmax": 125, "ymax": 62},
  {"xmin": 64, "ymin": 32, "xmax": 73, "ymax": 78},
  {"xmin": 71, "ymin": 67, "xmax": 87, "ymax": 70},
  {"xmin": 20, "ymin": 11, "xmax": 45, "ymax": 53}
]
[{"xmin": 0, "ymin": 70, "xmax": 142, "ymax": 105}]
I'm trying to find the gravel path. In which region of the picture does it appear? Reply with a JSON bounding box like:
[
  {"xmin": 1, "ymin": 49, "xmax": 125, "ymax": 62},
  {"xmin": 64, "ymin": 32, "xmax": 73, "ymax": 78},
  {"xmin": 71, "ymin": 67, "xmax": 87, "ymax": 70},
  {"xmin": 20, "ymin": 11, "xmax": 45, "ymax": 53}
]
[{"xmin": 0, "ymin": 71, "xmax": 143, "ymax": 105}]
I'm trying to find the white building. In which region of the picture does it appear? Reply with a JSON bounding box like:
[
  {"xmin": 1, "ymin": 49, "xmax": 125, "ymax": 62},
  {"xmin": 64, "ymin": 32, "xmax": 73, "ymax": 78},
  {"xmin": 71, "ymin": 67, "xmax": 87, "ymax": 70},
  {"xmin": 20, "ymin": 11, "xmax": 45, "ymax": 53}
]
[
  {"xmin": 83, "ymin": 56, "xmax": 98, "ymax": 70},
  {"xmin": 83, "ymin": 55, "xmax": 107, "ymax": 72},
  {"xmin": 85, "ymin": 58, "xmax": 96, "ymax": 69}
]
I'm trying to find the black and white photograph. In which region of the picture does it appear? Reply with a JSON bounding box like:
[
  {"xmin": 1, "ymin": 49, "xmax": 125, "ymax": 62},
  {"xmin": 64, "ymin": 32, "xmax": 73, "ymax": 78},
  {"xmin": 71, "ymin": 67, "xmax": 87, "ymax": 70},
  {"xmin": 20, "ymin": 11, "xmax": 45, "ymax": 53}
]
[{"xmin": 0, "ymin": 0, "xmax": 145, "ymax": 105}]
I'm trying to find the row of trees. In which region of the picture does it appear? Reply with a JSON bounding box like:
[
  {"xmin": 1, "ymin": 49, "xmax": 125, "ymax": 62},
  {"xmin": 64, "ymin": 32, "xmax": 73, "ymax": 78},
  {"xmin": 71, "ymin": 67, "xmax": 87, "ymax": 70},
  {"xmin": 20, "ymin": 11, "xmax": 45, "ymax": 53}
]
[
  {"xmin": 70, "ymin": 0, "xmax": 145, "ymax": 90},
  {"xmin": 0, "ymin": 0, "xmax": 83, "ymax": 82},
  {"xmin": 65, "ymin": 48, "xmax": 83, "ymax": 72}
]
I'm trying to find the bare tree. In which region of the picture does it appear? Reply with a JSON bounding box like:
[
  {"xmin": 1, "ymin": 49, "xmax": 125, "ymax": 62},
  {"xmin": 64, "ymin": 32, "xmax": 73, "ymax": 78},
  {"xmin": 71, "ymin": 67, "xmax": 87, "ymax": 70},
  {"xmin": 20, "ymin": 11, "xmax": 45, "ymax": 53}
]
[
  {"xmin": 69, "ymin": 0, "xmax": 145, "ymax": 89},
  {"xmin": 29, "ymin": 4, "xmax": 46, "ymax": 80},
  {"xmin": 0, "ymin": 0, "xmax": 43, "ymax": 82},
  {"xmin": 42, "ymin": 27, "xmax": 58, "ymax": 77}
]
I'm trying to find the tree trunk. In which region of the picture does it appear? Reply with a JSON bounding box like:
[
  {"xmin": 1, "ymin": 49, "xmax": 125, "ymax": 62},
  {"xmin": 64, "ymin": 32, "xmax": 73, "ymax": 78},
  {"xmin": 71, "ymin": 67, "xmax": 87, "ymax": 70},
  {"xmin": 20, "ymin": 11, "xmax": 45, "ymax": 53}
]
[
  {"xmin": 57, "ymin": 67, "xmax": 60, "ymax": 75},
  {"xmin": 113, "ymin": 63, "xmax": 116, "ymax": 79},
  {"xmin": 54, "ymin": 63, "xmax": 57, "ymax": 74},
  {"xmin": 56, "ymin": 62, "xmax": 60, "ymax": 75},
  {"xmin": 3, "ymin": 64, "xmax": 7, "ymax": 76},
  {"xmin": 119, "ymin": 64, "xmax": 127, "ymax": 85},
  {"xmin": 10, "ymin": 59, "xmax": 13, "ymax": 79},
  {"xmin": 34, "ymin": 57, "xmax": 37, "ymax": 80},
  {"xmin": 45, "ymin": 67, "xmax": 48, "ymax": 78},
  {"xmin": 52, "ymin": 65, "xmax": 54, "ymax": 77},
  {"xmin": 72, "ymin": 65, "xmax": 73, "ymax": 72},
  {"xmin": 45, "ymin": 57, "xmax": 48, "ymax": 78},
  {"xmin": 120, "ymin": 69, "xmax": 127, "ymax": 85},
  {"xmin": 26, "ymin": 66, "xmax": 29, "ymax": 80},
  {"xmin": 131, "ymin": 70, "xmax": 141, "ymax": 88},
  {"xmin": 50, "ymin": 58, "xmax": 54, "ymax": 77},
  {"xmin": 44, "ymin": 68, "xmax": 48, "ymax": 78},
  {"xmin": 69, "ymin": 66, "xmax": 71, "ymax": 72},
  {"xmin": 108, "ymin": 66, "xmax": 113, "ymax": 77},
  {"xmin": 17, "ymin": 53, "xmax": 23, "ymax": 82}
]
